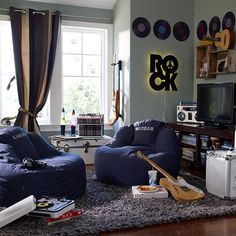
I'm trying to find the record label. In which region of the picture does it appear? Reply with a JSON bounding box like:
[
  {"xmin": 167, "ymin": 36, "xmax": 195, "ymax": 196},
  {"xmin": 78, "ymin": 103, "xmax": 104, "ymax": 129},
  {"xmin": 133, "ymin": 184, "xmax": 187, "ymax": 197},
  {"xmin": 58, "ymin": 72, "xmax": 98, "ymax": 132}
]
[
  {"xmin": 222, "ymin": 11, "xmax": 235, "ymax": 30},
  {"xmin": 197, "ymin": 20, "xmax": 207, "ymax": 40},
  {"xmin": 153, "ymin": 19, "xmax": 171, "ymax": 40},
  {"xmin": 36, "ymin": 201, "xmax": 54, "ymax": 208},
  {"xmin": 132, "ymin": 17, "xmax": 151, "ymax": 38},
  {"xmin": 209, "ymin": 16, "xmax": 221, "ymax": 37},
  {"xmin": 173, "ymin": 21, "xmax": 190, "ymax": 41}
]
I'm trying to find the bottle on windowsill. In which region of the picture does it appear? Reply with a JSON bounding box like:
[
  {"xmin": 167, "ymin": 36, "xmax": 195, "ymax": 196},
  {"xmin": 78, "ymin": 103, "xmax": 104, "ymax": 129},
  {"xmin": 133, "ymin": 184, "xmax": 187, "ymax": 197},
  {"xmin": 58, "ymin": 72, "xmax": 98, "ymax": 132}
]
[
  {"xmin": 60, "ymin": 108, "xmax": 66, "ymax": 136},
  {"xmin": 71, "ymin": 109, "xmax": 77, "ymax": 136}
]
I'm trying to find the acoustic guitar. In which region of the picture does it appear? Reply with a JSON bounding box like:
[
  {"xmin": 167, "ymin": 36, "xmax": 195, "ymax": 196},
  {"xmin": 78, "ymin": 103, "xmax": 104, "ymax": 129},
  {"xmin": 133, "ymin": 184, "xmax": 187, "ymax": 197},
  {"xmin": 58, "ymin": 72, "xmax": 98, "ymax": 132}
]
[
  {"xmin": 109, "ymin": 54, "xmax": 120, "ymax": 126},
  {"xmin": 214, "ymin": 29, "xmax": 234, "ymax": 50},
  {"xmin": 136, "ymin": 151, "xmax": 205, "ymax": 202}
]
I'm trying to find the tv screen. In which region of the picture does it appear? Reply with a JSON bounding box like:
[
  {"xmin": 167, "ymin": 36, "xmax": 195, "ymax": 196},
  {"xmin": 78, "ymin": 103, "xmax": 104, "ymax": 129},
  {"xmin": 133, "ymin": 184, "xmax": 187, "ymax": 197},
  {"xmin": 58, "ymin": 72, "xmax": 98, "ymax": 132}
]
[{"xmin": 197, "ymin": 83, "xmax": 236, "ymax": 125}]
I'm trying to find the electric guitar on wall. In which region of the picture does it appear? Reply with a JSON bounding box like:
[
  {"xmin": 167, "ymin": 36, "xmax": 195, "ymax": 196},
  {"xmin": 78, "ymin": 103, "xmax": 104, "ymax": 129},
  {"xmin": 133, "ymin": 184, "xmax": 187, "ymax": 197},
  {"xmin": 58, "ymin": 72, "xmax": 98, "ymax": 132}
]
[
  {"xmin": 136, "ymin": 151, "xmax": 205, "ymax": 202},
  {"xmin": 109, "ymin": 54, "xmax": 120, "ymax": 126}
]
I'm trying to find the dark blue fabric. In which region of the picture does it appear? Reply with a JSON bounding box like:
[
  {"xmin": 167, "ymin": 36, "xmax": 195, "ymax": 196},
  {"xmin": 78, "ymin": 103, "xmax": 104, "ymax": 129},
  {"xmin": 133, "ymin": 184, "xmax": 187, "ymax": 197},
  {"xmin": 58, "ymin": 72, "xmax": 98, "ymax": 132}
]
[
  {"xmin": 0, "ymin": 144, "xmax": 21, "ymax": 164},
  {"xmin": 27, "ymin": 132, "xmax": 60, "ymax": 158},
  {"xmin": 131, "ymin": 119, "xmax": 165, "ymax": 146},
  {"xmin": 106, "ymin": 125, "xmax": 134, "ymax": 148},
  {"xmin": 0, "ymin": 126, "xmax": 40, "ymax": 161},
  {"xmin": 95, "ymin": 120, "xmax": 181, "ymax": 187},
  {"xmin": 0, "ymin": 128, "xmax": 86, "ymax": 207}
]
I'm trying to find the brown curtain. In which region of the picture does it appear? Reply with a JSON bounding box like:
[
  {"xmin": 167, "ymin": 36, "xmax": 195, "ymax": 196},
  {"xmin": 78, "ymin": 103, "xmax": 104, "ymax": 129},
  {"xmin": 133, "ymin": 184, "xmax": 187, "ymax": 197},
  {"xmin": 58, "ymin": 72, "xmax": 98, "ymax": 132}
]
[{"xmin": 9, "ymin": 7, "xmax": 61, "ymax": 133}]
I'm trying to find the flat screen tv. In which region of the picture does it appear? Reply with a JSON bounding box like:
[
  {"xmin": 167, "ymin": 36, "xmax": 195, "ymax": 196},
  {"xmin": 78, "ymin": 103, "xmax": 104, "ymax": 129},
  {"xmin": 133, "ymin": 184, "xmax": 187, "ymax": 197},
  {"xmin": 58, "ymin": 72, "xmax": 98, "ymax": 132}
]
[{"xmin": 197, "ymin": 83, "xmax": 236, "ymax": 127}]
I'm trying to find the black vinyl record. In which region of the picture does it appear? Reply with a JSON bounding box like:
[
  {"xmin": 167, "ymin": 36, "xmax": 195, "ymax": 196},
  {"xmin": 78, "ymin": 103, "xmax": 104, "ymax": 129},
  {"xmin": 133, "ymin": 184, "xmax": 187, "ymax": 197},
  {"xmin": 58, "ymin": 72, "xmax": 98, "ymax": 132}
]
[
  {"xmin": 132, "ymin": 17, "xmax": 151, "ymax": 38},
  {"xmin": 209, "ymin": 16, "xmax": 221, "ymax": 37},
  {"xmin": 197, "ymin": 20, "xmax": 207, "ymax": 40},
  {"xmin": 153, "ymin": 19, "xmax": 171, "ymax": 40},
  {"xmin": 173, "ymin": 21, "xmax": 190, "ymax": 41},
  {"xmin": 222, "ymin": 11, "xmax": 235, "ymax": 30}
]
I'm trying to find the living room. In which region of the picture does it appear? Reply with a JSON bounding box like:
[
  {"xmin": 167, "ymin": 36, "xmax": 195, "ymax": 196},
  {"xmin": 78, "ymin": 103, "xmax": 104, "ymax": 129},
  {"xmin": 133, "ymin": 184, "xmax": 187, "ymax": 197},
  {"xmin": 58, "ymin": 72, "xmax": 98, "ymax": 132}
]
[{"xmin": 0, "ymin": 0, "xmax": 236, "ymax": 235}]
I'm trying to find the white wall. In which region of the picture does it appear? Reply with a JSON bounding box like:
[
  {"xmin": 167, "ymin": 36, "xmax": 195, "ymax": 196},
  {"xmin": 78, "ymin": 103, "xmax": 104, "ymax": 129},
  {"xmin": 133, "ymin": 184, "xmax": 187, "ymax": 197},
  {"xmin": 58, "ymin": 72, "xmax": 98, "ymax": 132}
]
[{"xmin": 113, "ymin": 0, "xmax": 131, "ymax": 125}]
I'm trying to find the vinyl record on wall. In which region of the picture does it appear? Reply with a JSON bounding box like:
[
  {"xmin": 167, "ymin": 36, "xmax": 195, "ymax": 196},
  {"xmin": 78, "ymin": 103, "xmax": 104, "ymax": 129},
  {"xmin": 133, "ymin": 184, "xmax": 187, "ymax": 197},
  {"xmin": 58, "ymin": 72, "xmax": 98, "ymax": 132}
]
[
  {"xmin": 197, "ymin": 20, "xmax": 207, "ymax": 40},
  {"xmin": 173, "ymin": 21, "xmax": 190, "ymax": 41},
  {"xmin": 153, "ymin": 19, "xmax": 171, "ymax": 40},
  {"xmin": 222, "ymin": 11, "xmax": 235, "ymax": 30},
  {"xmin": 209, "ymin": 16, "xmax": 221, "ymax": 37},
  {"xmin": 132, "ymin": 17, "xmax": 151, "ymax": 38}
]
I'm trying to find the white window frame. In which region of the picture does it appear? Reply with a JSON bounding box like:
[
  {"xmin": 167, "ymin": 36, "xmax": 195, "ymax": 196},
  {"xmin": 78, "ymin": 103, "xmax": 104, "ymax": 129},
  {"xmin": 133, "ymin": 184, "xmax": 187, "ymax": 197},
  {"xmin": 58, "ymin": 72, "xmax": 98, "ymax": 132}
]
[{"xmin": 44, "ymin": 20, "xmax": 113, "ymax": 131}]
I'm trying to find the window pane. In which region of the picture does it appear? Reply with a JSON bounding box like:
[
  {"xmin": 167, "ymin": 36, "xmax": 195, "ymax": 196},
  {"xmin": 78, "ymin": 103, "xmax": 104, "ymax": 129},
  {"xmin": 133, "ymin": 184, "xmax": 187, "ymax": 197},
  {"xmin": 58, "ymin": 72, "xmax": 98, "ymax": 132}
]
[
  {"xmin": 83, "ymin": 55, "xmax": 101, "ymax": 77},
  {"xmin": 83, "ymin": 33, "xmax": 101, "ymax": 55},
  {"xmin": 1, "ymin": 75, "xmax": 18, "ymax": 117},
  {"xmin": 63, "ymin": 76, "xmax": 101, "ymax": 115},
  {"xmin": 63, "ymin": 54, "xmax": 82, "ymax": 76},
  {"xmin": 0, "ymin": 53, "xmax": 15, "ymax": 74},
  {"xmin": 62, "ymin": 31, "xmax": 82, "ymax": 54}
]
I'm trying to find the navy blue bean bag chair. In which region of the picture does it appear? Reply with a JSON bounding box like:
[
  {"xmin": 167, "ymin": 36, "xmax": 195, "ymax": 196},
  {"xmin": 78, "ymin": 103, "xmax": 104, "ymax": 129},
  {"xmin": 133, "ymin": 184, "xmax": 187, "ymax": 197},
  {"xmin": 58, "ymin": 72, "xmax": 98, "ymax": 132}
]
[
  {"xmin": 95, "ymin": 119, "xmax": 181, "ymax": 187},
  {"xmin": 0, "ymin": 126, "xmax": 86, "ymax": 207}
]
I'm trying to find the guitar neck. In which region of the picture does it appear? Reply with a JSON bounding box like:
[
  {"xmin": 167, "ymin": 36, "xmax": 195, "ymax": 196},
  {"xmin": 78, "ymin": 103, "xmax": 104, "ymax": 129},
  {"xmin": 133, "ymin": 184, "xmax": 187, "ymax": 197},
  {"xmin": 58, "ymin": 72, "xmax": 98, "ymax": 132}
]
[{"xmin": 136, "ymin": 151, "xmax": 176, "ymax": 182}]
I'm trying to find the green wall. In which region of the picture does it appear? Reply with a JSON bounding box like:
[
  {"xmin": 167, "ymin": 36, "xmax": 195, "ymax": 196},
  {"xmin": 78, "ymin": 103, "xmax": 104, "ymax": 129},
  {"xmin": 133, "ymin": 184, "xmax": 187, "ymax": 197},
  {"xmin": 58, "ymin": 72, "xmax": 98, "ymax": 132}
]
[
  {"xmin": 0, "ymin": 0, "xmax": 113, "ymax": 23},
  {"xmin": 130, "ymin": 0, "xmax": 194, "ymax": 123},
  {"xmin": 193, "ymin": 0, "xmax": 236, "ymax": 100}
]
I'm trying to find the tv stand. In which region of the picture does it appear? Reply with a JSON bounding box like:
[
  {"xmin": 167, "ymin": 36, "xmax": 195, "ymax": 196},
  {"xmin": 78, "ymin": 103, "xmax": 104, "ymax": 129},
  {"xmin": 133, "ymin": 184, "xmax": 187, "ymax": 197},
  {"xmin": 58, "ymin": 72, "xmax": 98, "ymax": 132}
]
[
  {"xmin": 168, "ymin": 123, "xmax": 234, "ymax": 176},
  {"xmin": 203, "ymin": 122, "xmax": 228, "ymax": 130}
]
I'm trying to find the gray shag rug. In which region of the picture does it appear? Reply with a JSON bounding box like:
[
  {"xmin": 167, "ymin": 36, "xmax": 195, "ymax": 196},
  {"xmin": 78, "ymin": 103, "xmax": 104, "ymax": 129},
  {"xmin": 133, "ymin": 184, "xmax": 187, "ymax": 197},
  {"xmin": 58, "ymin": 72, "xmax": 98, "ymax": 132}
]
[{"xmin": 1, "ymin": 171, "xmax": 236, "ymax": 236}]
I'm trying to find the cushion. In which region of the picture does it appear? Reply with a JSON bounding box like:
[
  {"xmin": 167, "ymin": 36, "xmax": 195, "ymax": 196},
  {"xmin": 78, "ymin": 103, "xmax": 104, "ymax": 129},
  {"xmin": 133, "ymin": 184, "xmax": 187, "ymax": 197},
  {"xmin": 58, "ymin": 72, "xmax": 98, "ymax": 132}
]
[
  {"xmin": 0, "ymin": 143, "xmax": 21, "ymax": 163},
  {"xmin": 106, "ymin": 125, "xmax": 134, "ymax": 148},
  {"xmin": 131, "ymin": 119, "xmax": 164, "ymax": 146},
  {"xmin": 0, "ymin": 126, "xmax": 40, "ymax": 161}
]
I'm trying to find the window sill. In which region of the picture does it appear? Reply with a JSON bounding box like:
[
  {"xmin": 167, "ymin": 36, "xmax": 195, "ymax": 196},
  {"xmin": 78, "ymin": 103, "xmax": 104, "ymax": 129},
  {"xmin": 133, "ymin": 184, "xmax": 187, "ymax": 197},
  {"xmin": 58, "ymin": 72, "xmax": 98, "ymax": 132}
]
[{"xmin": 39, "ymin": 123, "xmax": 113, "ymax": 132}]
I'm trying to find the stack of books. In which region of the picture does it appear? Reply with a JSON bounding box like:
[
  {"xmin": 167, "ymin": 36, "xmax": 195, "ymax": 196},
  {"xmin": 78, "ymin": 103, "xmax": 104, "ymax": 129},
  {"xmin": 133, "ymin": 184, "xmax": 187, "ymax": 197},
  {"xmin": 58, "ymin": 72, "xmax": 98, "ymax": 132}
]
[
  {"xmin": 78, "ymin": 113, "xmax": 104, "ymax": 136},
  {"xmin": 46, "ymin": 208, "xmax": 82, "ymax": 225},
  {"xmin": 182, "ymin": 134, "xmax": 196, "ymax": 146},
  {"xmin": 182, "ymin": 147, "xmax": 195, "ymax": 161}
]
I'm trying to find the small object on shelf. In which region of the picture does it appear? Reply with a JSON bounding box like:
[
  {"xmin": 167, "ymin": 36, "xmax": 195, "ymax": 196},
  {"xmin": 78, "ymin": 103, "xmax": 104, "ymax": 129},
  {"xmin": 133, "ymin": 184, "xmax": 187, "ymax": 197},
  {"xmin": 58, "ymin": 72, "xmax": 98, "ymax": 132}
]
[
  {"xmin": 182, "ymin": 147, "xmax": 195, "ymax": 161},
  {"xmin": 60, "ymin": 108, "xmax": 66, "ymax": 136},
  {"xmin": 182, "ymin": 133, "xmax": 196, "ymax": 146},
  {"xmin": 200, "ymin": 135, "xmax": 211, "ymax": 149}
]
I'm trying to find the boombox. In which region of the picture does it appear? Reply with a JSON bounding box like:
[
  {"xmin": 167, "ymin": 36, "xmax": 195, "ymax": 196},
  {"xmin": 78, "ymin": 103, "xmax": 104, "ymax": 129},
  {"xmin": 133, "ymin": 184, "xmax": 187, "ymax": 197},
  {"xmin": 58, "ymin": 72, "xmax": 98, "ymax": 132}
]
[{"xmin": 177, "ymin": 105, "xmax": 198, "ymax": 123}]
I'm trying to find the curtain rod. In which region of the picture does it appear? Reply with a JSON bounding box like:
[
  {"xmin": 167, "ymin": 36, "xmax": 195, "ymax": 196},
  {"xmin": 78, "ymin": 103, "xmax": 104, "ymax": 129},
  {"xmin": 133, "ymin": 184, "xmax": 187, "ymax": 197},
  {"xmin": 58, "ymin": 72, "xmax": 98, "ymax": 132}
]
[{"xmin": 0, "ymin": 8, "xmax": 112, "ymax": 21}]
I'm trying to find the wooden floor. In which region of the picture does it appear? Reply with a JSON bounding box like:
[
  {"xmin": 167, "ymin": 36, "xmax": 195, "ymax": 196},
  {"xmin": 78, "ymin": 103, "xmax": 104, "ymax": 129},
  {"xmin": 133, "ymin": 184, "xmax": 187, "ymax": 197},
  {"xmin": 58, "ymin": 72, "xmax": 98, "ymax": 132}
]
[
  {"xmin": 101, "ymin": 216, "xmax": 236, "ymax": 236},
  {"xmin": 88, "ymin": 165, "xmax": 236, "ymax": 236}
]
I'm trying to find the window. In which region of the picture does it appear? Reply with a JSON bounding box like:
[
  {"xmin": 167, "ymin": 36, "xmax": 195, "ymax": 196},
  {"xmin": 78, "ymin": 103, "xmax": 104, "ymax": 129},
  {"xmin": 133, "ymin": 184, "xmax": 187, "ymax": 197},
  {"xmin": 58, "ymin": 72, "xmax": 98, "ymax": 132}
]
[
  {"xmin": 0, "ymin": 19, "xmax": 17, "ymax": 120},
  {"xmin": 0, "ymin": 17, "xmax": 112, "ymax": 127},
  {"xmin": 61, "ymin": 25, "xmax": 107, "ymax": 117}
]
